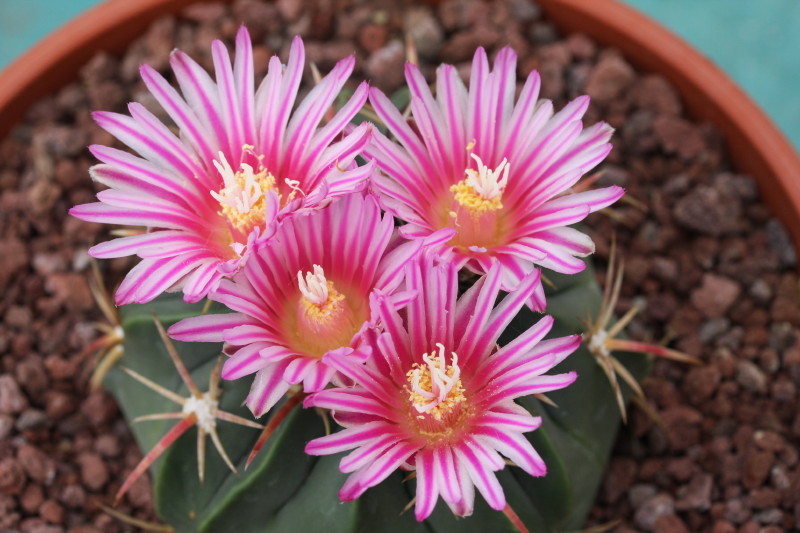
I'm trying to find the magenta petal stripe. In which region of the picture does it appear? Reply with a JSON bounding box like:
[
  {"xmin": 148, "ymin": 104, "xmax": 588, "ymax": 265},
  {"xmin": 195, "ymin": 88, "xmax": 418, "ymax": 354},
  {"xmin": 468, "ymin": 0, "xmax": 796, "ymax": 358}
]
[
  {"xmin": 70, "ymin": 30, "xmax": 373, "ymax": 304},
  {"xmin": 304, "ymin": 254, "xmax": 580, "ymax": 521}
]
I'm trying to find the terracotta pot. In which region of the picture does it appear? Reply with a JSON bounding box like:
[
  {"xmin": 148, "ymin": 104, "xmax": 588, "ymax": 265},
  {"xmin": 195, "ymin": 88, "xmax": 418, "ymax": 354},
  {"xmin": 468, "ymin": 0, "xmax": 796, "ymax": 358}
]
[{"xmin": 1, "ymin": 0, "xmax": 798, "ymax": 249}]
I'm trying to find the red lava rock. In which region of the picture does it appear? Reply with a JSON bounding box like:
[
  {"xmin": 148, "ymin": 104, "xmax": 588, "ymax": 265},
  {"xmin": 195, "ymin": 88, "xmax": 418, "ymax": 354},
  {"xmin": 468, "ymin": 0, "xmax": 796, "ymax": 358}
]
[
  {"xmin": 0, "ymin": 458, "xmax": 27, "ymax": 495},
  {"xmin": 683, "ymin": 364, "xmax": 721, "ymax": 404},
  {"xmin": 0, "ymin": 414, "xmax": 12, "ymax": 440},
  {"xmin": 404, "ymin": 7, "xmax": 444, "ymax": 59},
  {"xmin": 711, "ymin": 521, "xmax": 736, "ymax": 533},
  {"xmin": 58, "ymin": 485, "xmax": 85, "ymax": 509},
  {"xmin": 5, "ymin": 305, "xmax": 33, "ymax": 328},
  {"xmin": 365, "ymin": 40, "xmax": 406, "ymax": 92},
  {"xmin": 16, "ymin": 356, "xmax": 49, "ymax": 395},
  {"xmin": 629, "ymin": 74, "xmax": 681, "ymax": 115},
  {"xmin": 673, "ymin": 185, "xmax": 742, "ymax": 237},
  {"xmin": 39, "ymin": 499, "xmax": 66, "ymax": 524},
  {"xmin": 19, "ymin": 517, "xmax": 65, "ymax": 533},
  {"xmin": 357, "ymin": 23, "xmax": 388, "ymax": 53},
  {"xmin": 124, "ymin": 474, "xmax": 153, "ymax": 508},
  {"xmin": 691, "ymin": 274, "xmax": 741, "ymax": 319},
  {"xmin": 44, "ymin": 355, "xmax": 77, "ymax": 382},
  {"xmin": 584, "ymin": 51, "xmax": 634, "ymax": 103},
  {"xmin": 94, "ymin": 434, "xmax": 121, "ymax": 458},
  {"xmin": 660, "ymin": 405, "xmax": 702, "ymax": 450},
  {"xmin": 77, "ymin": 453, "xmax": 109, "ymax": 491},
  {"xmin": 0, "ymin": 375, "xmax": 29, "ymax": 414},
  {"xmin": 0, "ymin": 493, "xmax": 21, "ymax": 528},
  {"xmin": 80, "ymin": 391, "xmax": 118, "ymax": 427},
  {"xmin": 21, "ymin": 483, "xmax": 45, "ymax": 513},
  {"xmin": 601, "ymin": 458, "xmax": 638, "ymax": 504},
  {"xmin": 676, "ymin": 472, "xmax": 713, "ymax": 511},
  {"xmin": 653, "ymin": 514, "xmax": 689, "ymax": 533},
  {"xmin": 736, "ymin": 360, "xmax": 768, "ymax": 394},
  {"xmin": 0, "ymin": 238, "xmax": 30, "ymax": 286},
  {"xmin": 17, "ymin": 445, "xmax": 56, "ymax": 485},
  {"xmin": 652, "ymin": 114, "xmax": 707, "ymax": 160},
  {"xmin": 747, "ymin": 487, "xmax": 780, "ymax": 509},
  {"xmin": 45, "ymin": 391, "xmax": 75, "ymax": 420},
  {"xmin": 723, "ymin": 498, "xmax": 751, "ymax": 524},
  {"xmin": 743, "ymin": 450, "xmax": 775, "ymax": 489},
  {"xmin": 754, "ymin": 430, "xmax": 786, "ymax": 452},
  {"xmin": 45, "ymin": 273, "xmax": 94, "ymax": 311},
  {"xmin": 634, "ymin": 493, "xmax": 675, "ymax": 531}
]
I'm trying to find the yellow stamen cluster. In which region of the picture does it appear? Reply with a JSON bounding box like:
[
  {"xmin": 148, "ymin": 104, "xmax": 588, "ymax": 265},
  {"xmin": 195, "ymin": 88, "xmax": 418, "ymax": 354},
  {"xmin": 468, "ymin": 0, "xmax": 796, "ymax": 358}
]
[
  {"xmin": 450, "ymin": 180, "xmax": 504, "ymax": 215},
  {"xmin": 211, "ymin": 148, "xmax": 276, "ymax": 234},
  {"xmin": 406, "ymin": 344, "xmax": 466, "ymax": 421},
  {"xmin": 449, "ymin": 153, "xmax": 509, "ymax": 217},
  {"xmin": 300, "ymin": 280, "xmax": 345, "ymax": 324}
]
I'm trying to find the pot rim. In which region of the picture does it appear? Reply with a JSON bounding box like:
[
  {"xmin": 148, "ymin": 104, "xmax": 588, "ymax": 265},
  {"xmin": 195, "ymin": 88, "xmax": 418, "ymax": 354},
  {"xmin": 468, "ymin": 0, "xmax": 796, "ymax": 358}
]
[{"xmin": 1, "ymin": 0, "xmax": 798, "ymax": 250}]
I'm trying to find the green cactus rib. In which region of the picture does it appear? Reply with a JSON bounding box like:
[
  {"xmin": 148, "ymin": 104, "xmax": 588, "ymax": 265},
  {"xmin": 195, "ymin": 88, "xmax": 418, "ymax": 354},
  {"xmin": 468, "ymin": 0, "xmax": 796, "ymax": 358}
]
[{"xmin": 106, "ymin": 260, "xmax": 647, "ymax": 532}]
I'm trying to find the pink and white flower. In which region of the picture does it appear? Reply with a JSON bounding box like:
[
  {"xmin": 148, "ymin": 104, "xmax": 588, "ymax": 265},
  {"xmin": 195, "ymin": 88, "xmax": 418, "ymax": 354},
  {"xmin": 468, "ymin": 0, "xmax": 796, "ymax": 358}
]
[
  {"xmin": 304, "ymin": 254, "xmax": 580, "ymax": 520},
  {"xmin": 70, "ymin": 29, "xmax": 373, "ymax": 304},
  {"xmin": 366, "ymin": 46, "xmax": 623, "ymax": 308},
  {"xmin": 168, "ymin": 193, "xmax": 422, "ymax": 417}
]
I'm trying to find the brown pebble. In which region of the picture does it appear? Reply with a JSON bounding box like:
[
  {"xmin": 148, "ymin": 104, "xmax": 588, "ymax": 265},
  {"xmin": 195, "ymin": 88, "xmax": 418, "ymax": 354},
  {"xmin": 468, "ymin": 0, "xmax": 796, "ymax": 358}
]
[
  {"xmin": 653, "ymin": 514, "xmax": 689, "ymax": 533},
  {"xmin": 21, "ymin": 483, "xmax": 44, "ymax": 513},
  {"xmin": 0, "ymin": 374, "xmax": 29, "ymax": 414},
  {"xmin": 0, "ymin": 458, "xmax": 26, "ymax": 495},
  {"xmin": 80, "ymin": 391, "xmax": 118, "ymax": 427},
  {"xmin": 691, "ymin": 274, "xmax": 741, "ymax": 319},
  {"xmin": 0, "ymin": 238, "xmax": 30, "ymax": 286},
  {"xmin": 365, "ymin": 40, "xmax": 406, "ymax": 92},
  {"xmin": 404, "ymin": 7, "xmax": 444, "ymax": 59},
  {"xmin": 584, "ymin": 51, "xmax": 634, "ymax": 103},
  {"xmin": 17, "ymin": 445, "xmax": 56, "ymax": 485},
  {"xmin": 743, "ymin": 450, "xmax": 774, "ymax": 489},
  {"xmin": 736, "ymin": 360, "xmax": 767, "ymax": 394},
  {"xmin": 39, "ymin": 499, "xmax": 65, "ymax": 524},
  {"xmin": 77, "ymin": 453, "xmax": 108, "ymax": 491},
  {"xmin": 358, "ymin": 23, "xmax": 388, "ymax": 53},
  {"xmin": 676, "ymin": 472, "xmax": 713, "ymax": 511},
  {"xmin": 45, "ymin": 273, "xmax": 94, "ymax": 311},
  {"xmin": 634, "ymin": 493, "xmax": 675, "ymax": 530}
]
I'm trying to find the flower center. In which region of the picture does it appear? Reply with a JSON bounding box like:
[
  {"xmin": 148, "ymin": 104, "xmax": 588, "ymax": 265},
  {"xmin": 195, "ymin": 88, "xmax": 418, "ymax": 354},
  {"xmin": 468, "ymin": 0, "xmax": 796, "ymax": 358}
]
[
  {"xmin": 407, "ymin": 343, "xmax": 466, "ymax": 422},
  {"xmin": 210, "ymin": 146, "xmax": 276, "ymax": 245},
  {"xmin": 288, "ymin": 265, "xmax": 362, "ymax": 357},
  {"xmin": 449, "ymin": 153, "xmax": 509, "ymax": 216},
  {"xmin": 443, "ymin": 152, "xmax": 511, "ymax": 252},
  {"xmin": 182, "ymin": 392, "xmax": 217, "ymax": 432},
  {"xmin": 297, "ymin": 265, "xmax": 346, "ymax": 321}
]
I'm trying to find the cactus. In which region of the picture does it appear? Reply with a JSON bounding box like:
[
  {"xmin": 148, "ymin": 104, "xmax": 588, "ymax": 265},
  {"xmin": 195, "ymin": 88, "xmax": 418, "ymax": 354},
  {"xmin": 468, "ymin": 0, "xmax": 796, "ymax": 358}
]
[{"xmin": 105, "ymin": 261, "xmax": 648, "ymax": 532}]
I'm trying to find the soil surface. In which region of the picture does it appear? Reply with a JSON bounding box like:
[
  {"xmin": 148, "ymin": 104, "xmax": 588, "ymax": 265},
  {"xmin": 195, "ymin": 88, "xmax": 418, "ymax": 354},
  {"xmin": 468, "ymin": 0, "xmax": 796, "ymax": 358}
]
[{"xmin": 0, "ymin": 0, "xmax": 798, "ymax": 532}]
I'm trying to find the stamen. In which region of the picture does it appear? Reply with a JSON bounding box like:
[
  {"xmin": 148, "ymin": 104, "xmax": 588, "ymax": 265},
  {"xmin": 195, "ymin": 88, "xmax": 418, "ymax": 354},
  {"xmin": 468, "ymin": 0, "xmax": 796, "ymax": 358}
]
[
  {"xmin": 465, "ymin": 153, "xmax": 509, "ymax": 200},
  {"xmin": 297, "ymin": 265, "xmax": 329, "ymax": 305},
  {"xmin": 407, "ymin": 343, "xmax": 465, "ymax": 420},
  {"xmin": 450, "ymin": 153, "xmax": 510, "ymax": 215},
  {"xmin": 210, "ymin": 147, "xmax": 276, "ymax": 238}
]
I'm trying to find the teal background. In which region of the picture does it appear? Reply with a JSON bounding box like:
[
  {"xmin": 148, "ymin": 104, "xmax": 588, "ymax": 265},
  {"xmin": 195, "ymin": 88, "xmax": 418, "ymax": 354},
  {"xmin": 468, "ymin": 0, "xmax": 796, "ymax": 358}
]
[{"xmin": 1, "ymin": 0, "xmax": 798, "ymax": 150}]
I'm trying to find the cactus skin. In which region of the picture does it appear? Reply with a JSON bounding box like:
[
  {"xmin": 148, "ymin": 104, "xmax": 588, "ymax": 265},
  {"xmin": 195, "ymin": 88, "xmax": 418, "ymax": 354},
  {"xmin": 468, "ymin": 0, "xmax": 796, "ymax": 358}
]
[{"xmin": 107, "ymin": 261, "xmax": 646, "ymax": 532}]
